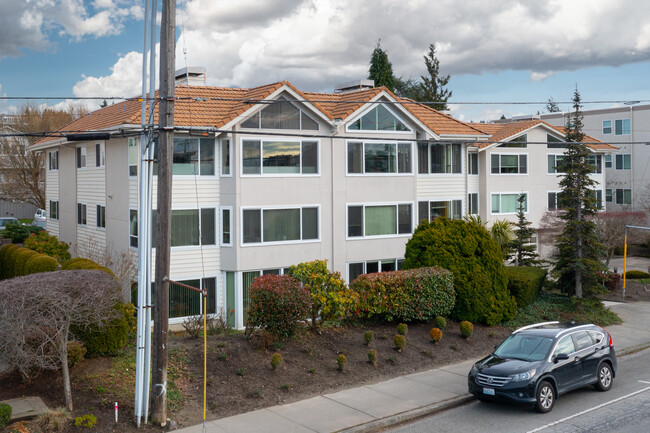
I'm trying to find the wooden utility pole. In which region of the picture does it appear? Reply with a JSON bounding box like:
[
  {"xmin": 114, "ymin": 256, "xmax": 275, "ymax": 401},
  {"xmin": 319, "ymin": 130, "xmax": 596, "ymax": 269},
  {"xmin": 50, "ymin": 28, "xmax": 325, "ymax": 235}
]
[{"xmin": 151, "ymin": 0, "xmax": 175, "ymax": 425}]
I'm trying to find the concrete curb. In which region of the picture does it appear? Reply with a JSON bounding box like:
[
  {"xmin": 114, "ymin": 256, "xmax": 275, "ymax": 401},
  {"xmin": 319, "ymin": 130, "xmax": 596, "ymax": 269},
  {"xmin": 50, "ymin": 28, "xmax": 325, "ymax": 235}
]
[
  {"xmin": 335, "ymin": 394, "xmax": 475, "ymax": 433},
  {"xmin": 618, "ymin": 342, "xmax": 650, "ymax": 357}
]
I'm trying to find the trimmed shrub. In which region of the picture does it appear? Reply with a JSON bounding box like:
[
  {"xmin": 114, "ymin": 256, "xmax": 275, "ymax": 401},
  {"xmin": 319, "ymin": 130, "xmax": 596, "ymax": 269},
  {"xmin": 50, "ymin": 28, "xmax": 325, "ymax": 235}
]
[
  {"xmin": 246, "ymin": 274, "xmax": 312, "ymax": 338},
  {"xmin": 396, "ymin": 323, "xmax": 408, "ymax": 335},
  {"xmin": 368, "ymin": 349, "xmax": 378, "ymax": 366},
  {"xmin": 404, "ymin": 218, "xmax": 517, "ymax": 325},
  {"xmin": 0, "ymin": 244, "xmax": 19, "ymax": 279},
  {"xmin": 505, "ymin": 266, "xmax": 547, "ymax": 308},
  {"xmin": 24, "ymin": 254, "xmax": 59, "ymax": 275},
  {"xmin": 271, "ymin": 353, "xmax": 283, "ymax": 370},
  {"xmin": 364, "ymin": 331, "xmax": 374, "ymax": 345},
  {"xmin": 286, "ymin": 260, "xmax": 357, "ymax": 328},
  {"xmin": 0, "ymin": 221, "xmax": 43, "ymax": 244},
  {"xmin": 351, "ymin": 267, "xmax": 455, "ymax": 322},
  {"xmin": 435, "ymin": 316, "xmax": 447, "ymax": 329},
  {"xmin": 24, "ymin": 232, "xmax": 71, "ymax": 263},
  {"xmin": 0, "ymin": 403, "xmax": 12, "ymax": 428},
  {"xmin": 624, "ymin": 270, "xmax": 650, "ymax": 279},
  {"xmin": 14, "ymin": 249, "xmax": 39, "ymax": 277},
  {"xmin": 429, "ymin": 328, "xmax": 442, "ymax": 343},
  {"xmin": 336, "ymin": 353, "xmax": 346, "ymax": 371},
  {"xmin": 73, "ymin": 302, "xmax": 135, "ymax": 357},
  {"xmin": 67, "ymin": 341, "xmax": 87, "ymax": 368},
  {"xmin": 61, "ymin": 257, "xmax": 114, "ymax": 277},
  {"xmin": 460, "ymin": 321, "xmax": 474, "ymax": 338},
  {"xmin": 394, "ymin": 334, "xmax": 406, "ymax": 351},
  {"xmin": 4, "ymin": 246, "xmax": 25, "ymax": 278}
]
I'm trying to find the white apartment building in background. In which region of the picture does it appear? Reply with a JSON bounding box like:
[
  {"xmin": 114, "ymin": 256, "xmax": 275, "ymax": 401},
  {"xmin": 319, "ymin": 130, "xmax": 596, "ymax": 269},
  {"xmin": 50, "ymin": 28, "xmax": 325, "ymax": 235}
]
[
  {"xmin": 31, "ymin": 75, "xmax": 615, "ymax": 328},
  {"xmin": 539, "ymin": 105, "xmax": 649, "ymax": 211}
]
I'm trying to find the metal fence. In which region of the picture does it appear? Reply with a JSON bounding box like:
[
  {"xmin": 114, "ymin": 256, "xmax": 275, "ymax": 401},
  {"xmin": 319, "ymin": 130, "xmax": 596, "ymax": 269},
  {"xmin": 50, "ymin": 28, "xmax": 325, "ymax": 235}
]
[{"xmin": 0, "ymin": 200, "xmax": 37, "ymax": 219}]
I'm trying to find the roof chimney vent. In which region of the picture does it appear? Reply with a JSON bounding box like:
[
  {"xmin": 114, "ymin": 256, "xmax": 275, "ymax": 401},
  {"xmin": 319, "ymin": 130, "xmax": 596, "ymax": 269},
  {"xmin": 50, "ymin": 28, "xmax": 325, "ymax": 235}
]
[
  {"xmin": 175, "ymin": 66, "xmax": 206, "ymax": 86},
  {"xmin": 334, "ymin": 79, "xmax": 375, "ymax": 93}
]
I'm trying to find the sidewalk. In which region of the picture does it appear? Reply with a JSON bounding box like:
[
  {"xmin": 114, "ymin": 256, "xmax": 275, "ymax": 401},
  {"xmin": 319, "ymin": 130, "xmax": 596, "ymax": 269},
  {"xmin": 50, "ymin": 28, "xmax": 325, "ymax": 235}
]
[{"xmin": 175, "ymin": 301, "xmax": 650, "ymax": 433}]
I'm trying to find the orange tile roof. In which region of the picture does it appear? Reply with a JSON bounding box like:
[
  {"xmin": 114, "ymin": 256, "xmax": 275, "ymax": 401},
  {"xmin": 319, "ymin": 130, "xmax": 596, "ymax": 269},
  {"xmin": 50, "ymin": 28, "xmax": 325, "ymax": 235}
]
[
  {"xmin": 33, "ymin": 81, "xmax": 489, "ymax": 147},
  {"xmin": 468, "ymin": 120, "xmax": 616, "ymax": 151}
]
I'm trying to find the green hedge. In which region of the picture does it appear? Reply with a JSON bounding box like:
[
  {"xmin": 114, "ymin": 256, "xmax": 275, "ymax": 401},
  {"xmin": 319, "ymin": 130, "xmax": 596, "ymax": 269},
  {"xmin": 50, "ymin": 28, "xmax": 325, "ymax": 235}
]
[
  {"xmin": 0, "ymin": 403, "xmax": 11, "ymax": 428},
  {"xmin": 505, "ymin": 266, "xmax": 547, "ymax": 308},
  {"xmin": 0, "ymin": 244, "xmax": 19, "ymax": 279},
  {"xmin": 0, "ymin": 244, "xmax": 59, "ymax": 279},
  {"xmin": 24, "ymin": 255, "xmax": 59, "ymax": 275},
  {"xmin": 350, "ymin": 267, "xmax": 455, "ymax": 322},
  {"xmin": 62, "ymin": 257, "xmax": 115, "ymax": 277},
  {"xmin": 624, "ymin": 270, "xmax": 650, "ymax": 279},
  {"xmin": 15, "ymin": 249, "xmax": 39, "ymax": 277},
  {"xmin": 72, "ymin": 302, "xmax": 136, "ymax": 357}
]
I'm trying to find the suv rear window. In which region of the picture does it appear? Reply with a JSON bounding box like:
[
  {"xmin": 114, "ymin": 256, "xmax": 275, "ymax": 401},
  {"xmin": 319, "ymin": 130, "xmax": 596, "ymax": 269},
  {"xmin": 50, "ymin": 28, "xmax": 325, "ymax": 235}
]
[{"xmin": 572, "ymin": 331, "xmax": 594, "ymax": 351}]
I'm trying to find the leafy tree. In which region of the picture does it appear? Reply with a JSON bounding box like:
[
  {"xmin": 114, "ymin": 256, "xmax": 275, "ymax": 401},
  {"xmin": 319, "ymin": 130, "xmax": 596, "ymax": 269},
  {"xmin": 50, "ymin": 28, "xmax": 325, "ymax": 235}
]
[
  {"xmin": 368, "ymin": 40, "xmax": 395, "ymax": 92},
  {"xmin": 546, "ymin": 97, "xmax": 561, "ymax": 113},
  {"xmin": 417, "ymin": 43, "xmax": 452, "ymax": 110},
  {"xmin": 489, "ymin": 219, "xmax": 514, "ymax": 260},
  {"xmin": 0, "ymin": 105, "xmax": 86, "ymax": 208},
  {"xmin": 553, "ymin": 87, "xmax": 606, "ymax": 298},
  {"xmin": 403, "ymin": 218, "xmax": 516, "ymax": 325},
  {"xmin": 509, "ymin": 194, "xmax": 541, "ymax": 266}
]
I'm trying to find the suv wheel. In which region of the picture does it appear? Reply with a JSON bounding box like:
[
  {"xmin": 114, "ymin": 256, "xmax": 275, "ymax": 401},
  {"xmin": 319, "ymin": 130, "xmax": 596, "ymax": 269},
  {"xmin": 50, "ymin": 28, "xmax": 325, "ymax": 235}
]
[
  {"xmin": 595, "ymin": 363, "xmax": 613, "ymax": 391},
  {"xmin": 535, "ymin": 381, "xmax": 555, "ymax": 413}
]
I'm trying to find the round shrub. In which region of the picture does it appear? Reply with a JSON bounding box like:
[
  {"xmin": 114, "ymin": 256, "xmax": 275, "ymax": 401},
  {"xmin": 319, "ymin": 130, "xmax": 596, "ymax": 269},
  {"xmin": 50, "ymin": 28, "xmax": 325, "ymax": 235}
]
[
  {"xmin": 74, "ymin": 414, "xmax": 97, "ymax": 428},
  {"xmin": 67, "ymin": 341, "xmax": 87, "ymax": 368},
  {"xmin": 404, "ymin": 218, "xmax": 517, "ymax": 325},
  {"xmin": 351, "ymin": 266, "xmax": 455, "ymax": 322},
  {"xmin": 394, "ymin": 334, "xmax": 406, "ymax": 352},
  {"xmin": 61, "ymin": 258, "xmax": 114, "ymax": 277},
  {"xmin": 4, "ymin": 246, "xmax": 25, "ymax": 278},
  {"xmin": 0, "ymin": 403, "xmax": 12, "ymax": 428},
  {"xmin": 0, "ymin": 244, "xmax": 19, "ymax": 279},
  {"xmin": 364, "ymin": 330, "xmax": 374, "ymax": 345},
  {"xmin": 270, "ymin": 353, "xmax": 283, "ymax": 370},
  {"xmin": 246, "ymin": 274, "xmax": 312, "ymax": 339},
  {"xmin": 368, "ymin": 349, "xmax": 378, "ymax": 366},
  {"xmin": 624, "ymin": 270, "xmax": 650, "ymax": 279},
  {"xmin": 73, "ymin": 302, "xmax": 135, "ymax": 357},
  {"xmin": 336, "ymin": 353, "xmax": 346, "ymax": 371},
  {"xmin": 24, "ymin": 254, "xmax": 59, "ymax": 275},
  {"xmin": 460, "ymin": 321, "xmax": 474, "ymax": 338},
  {"xmin": 429, "ymin": 328, "xmax": 442, "ymax": 343},
  {"xmin": 15, "ymin": 249, "xmax": 39, "ymax": 277},
  {"xmin": 435, "ymin": 316, "xmax": 447, "ymax": 329},
  {"xmin": 396, "ymin": 323, "xmax": 408, "ymax": 335},
  {"xmin": 24, "ymin": 231, "xmax": 71, "ymax": 263}
]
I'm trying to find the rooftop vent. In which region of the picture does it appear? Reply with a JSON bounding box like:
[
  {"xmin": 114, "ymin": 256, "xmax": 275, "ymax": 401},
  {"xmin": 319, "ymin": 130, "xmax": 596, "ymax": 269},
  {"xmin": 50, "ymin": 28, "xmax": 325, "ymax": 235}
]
[
  {"xmin": 334, "ymin": 79, "xmax": 375, "ymax": 93},
  {"xmin": 175, "ymin": 66, "xmax": 206, "ymax": 86}
]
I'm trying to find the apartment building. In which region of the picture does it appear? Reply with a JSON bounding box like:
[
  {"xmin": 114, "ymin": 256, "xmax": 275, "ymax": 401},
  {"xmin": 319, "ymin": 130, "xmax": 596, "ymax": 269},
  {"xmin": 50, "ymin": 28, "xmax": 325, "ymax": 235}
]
[
  {"xmin": 31, "ymin": 78, "xmax": 614, "ymax": 328},
  {"xmin": 539, "ymin": 104, "xmax": 650, "ymax": 211}
]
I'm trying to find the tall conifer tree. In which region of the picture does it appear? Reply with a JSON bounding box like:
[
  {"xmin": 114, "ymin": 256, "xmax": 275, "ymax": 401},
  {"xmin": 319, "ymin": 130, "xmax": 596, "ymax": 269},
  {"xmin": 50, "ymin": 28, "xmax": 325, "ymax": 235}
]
[
  {"xmin": 418, "ymin": 43, "xmax": 452, "ymax": 111},
  {"xmin": 553, "ymin": 87, "xmax": 605, "ymax": 298},
  {"xmin": 509, "ymin": 194, "xmax": 540, "ymax": 266},
  {"xmin": 368, "ymin": 40, "xmax": 395, "ymax": 92}
]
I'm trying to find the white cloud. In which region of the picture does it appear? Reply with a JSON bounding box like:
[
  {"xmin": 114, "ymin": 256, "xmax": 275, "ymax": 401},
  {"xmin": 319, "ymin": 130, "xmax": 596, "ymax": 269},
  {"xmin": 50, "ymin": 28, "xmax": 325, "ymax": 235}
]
[{"xmin": 0, "ymin": 0, "xmax": 142, "ymax": 58}]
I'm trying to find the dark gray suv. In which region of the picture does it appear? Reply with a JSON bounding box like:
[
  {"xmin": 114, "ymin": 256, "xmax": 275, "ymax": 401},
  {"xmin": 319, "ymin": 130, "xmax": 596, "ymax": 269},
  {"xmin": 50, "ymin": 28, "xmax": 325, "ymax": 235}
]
[{"xmin": 467, "ymin": 322, "xmax": 617, "ymax": 413}]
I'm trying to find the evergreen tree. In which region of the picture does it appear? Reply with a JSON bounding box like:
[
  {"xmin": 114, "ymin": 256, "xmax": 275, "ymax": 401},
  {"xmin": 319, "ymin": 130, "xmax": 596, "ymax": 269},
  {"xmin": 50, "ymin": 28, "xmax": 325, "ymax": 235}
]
[
  {"xmin": 553, "ymin": 87, "xmax": 605, "ymax": 298},
  {"xmin": 417, "ymin": 43, "xmax": 452, "ymax": 111},
  {"xmin": 509, "ymin": 194, "xmax": 541, "ymax": 266},
  {"xmin": 368, "ymin": 40, "xmax": 395, "ymax": 92},
  {"xmin": 546, "ymin": 97, "xmax": 561, "ymax": 113}
]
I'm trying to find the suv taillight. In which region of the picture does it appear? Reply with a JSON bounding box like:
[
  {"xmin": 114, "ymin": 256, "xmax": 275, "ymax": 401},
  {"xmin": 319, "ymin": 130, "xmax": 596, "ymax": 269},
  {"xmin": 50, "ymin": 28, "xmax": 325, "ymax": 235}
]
[{"xmin": 599, "ymin": 326, "xmax": 613, "ymax": 347}]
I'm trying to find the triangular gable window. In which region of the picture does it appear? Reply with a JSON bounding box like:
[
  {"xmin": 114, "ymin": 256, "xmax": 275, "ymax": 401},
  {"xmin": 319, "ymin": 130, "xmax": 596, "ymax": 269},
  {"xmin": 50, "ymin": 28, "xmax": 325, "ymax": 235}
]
[
  {"xmin": 348, "ymin": 105, "xmax": 410, "ymax": 132},
  {"xmin": 546, "ymin": 134, "xmax": 567, "ymax": 148},
  {"xmin": 498, "ymin": 134, "xmax": 527, "ymax": 148},
  {"xmin": 242, "ymin": 97, "xmax": 319, "ymax": 130}
]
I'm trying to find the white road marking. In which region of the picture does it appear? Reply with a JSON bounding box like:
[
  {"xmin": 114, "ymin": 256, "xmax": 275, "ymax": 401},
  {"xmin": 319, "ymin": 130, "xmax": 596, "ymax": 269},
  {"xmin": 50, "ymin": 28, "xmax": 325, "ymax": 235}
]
[
  {"xmin": 526, "ymin": 386, "xmax": 650, "ymax": 433},
  {"xmin": 639, "ymin": 380, "xmax": 650, "ymax": 384}
]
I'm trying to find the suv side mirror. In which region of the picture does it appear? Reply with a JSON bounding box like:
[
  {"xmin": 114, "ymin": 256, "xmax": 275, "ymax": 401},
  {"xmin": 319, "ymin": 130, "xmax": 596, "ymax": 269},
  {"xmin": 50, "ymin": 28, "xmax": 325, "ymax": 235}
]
[{"xmin": 554, "ymin": 353, "xmax": 569, "ymax": 362}]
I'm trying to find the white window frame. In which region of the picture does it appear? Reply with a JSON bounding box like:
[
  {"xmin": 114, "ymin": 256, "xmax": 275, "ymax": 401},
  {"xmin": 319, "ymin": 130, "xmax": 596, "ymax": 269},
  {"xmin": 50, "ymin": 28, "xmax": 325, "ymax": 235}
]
[
  {"xmin": 468, "ymin": 152, "xmax": 479, "ymax": 175},
  {"xmin": 491, "ymin": 153, "xmax": 528, "ymax": 175},
  {"xmin": 347, "ymin": 258, "xmax": 405, "ymax": 283},
  {"xmin": 49, "ymin": 200, "xmax": 59, "ymax": 220},
  {"xmin": 615, "ymin": 188, "xmax": 632, "ymax": 205},
  {"xmin": 418, "ymin": 198, "xmax": 464, "ymax": 222},
  {"xmin": 77, "ymin": 202, "xmax": 87, "ymax": 225},
  {"xmin": 95, "ymin": 142, "xmax": 105, "ymax": 168},
  {"xmin": 468, "ymin": 193, "xmax": 479, "ymax": 215},
  {"xmin": 615, "ymin": 154, "xmax": 631, "ymax": 170},
  {"xmin": 241, "ymin": 97, "xmax": 320, "ymax": 131},
  {"xmin": 76, "ymin": 145, "xmax": 87, "ymax": 169},
  {"xmin": 128, "ymin": 137, "xmax": 138, "ymax": 176},
  {"xmin": 167, "ymin": 275, "xmax": 219, "ymax": 324},
  {"xmin": 547, "ymin": 191, "xmax": 561, "ymax": 211},
  {"xmin": 417, "ymin": 142, "xmax": 464, "ymax": 176},
  {"xmin": 345, "ymin": 103, "xmax": 413, "ymax": 134},
  {"xmin": 602, "ymin": 120, "xmax": 612, "ymax": 135},
  {"xmin": 240, "ymin": 137, "xmax": 321, "ymax": 177},
  {"xmin": 240, "ymin": 205, "xmax": 321, "ymax": 246},
  {"xmin": 129, "ymin": 209, "xmax": 138, "ymax": 248},
  {"xmin": 346, "ymin": 202, "xmax": 414, "ymax": 240},
  {"xmin": 220, "ymin": 206, "xmax": 233, "ymax": 247},
  {"xmin": 604, "ymin": 154, "xmax": 612, "ymax": 168},
  {"xmin": 345, "ymin": 140, "xmax": 414, "ymax": 176},
  {"xmin": 220, "ymin": 138, "xmax": 232, "ymax": 177},
  {"xmin": 96, "ymin": 204, "xmax": 106, "ymax": 229},
  {"xmin": 547, "ymin": 153, "xmax": 566, "ymax": 174},
  {"xmin": 49, "ymin": 150, "xmax": 59, "ymax": 171},
  {"xmin": 491, "ymin": 192, "xmax": 528, "ymax": 215},
  {"xmin": 615, "ymin": 118, "xmax": 631, "ymax": 135},
  {"xmin": 605, "ymin": 188, "xmax": 613, "ymax": 203}
]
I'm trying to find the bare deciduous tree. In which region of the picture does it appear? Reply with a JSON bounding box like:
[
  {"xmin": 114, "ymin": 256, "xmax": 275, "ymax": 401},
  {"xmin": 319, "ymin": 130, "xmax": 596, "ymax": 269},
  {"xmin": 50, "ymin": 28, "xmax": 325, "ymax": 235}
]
[
  {"xmin": 592, "ymin": 211, "xmax": 648, "ymax": 266},
  {"xmin": 75, "ymin": 238, "xmax": 138, "ymax": 296},
  {"xmin": 0, "ymin": 270, "xmax": 121, "ymax": 411},
  {"xmin": 0, "ymin": 105, "xmax": 86, "ymax": 208}
]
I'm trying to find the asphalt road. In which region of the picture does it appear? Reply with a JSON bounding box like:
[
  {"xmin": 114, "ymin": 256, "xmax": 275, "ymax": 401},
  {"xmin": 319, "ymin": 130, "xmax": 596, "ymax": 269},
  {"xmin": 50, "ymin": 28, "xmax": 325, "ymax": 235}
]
[{"xmin": 383, "ymin": 348, "xmax": 650, "ymax": 433}]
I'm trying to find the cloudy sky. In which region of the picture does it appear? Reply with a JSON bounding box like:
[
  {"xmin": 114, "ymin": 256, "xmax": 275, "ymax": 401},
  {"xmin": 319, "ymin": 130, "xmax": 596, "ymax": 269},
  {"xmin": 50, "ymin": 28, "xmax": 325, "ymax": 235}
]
[{"xmin": 2, "ymin": 0, "xmax": 650, "ymax": 122}]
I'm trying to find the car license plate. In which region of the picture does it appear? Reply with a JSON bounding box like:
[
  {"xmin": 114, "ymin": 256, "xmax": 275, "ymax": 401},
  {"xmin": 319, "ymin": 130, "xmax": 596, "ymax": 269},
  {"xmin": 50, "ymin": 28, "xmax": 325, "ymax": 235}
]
[{"xmin": 483, "ymin": 388, "xmax": 495, "ymax": 396}]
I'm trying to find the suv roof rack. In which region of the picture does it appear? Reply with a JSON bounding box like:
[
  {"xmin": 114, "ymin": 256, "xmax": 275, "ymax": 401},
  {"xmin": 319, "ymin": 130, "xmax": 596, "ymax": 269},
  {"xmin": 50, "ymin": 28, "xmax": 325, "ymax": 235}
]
[{"xmin": 513, "ymin": 321, "xmax": 560, "ymax": 333}]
